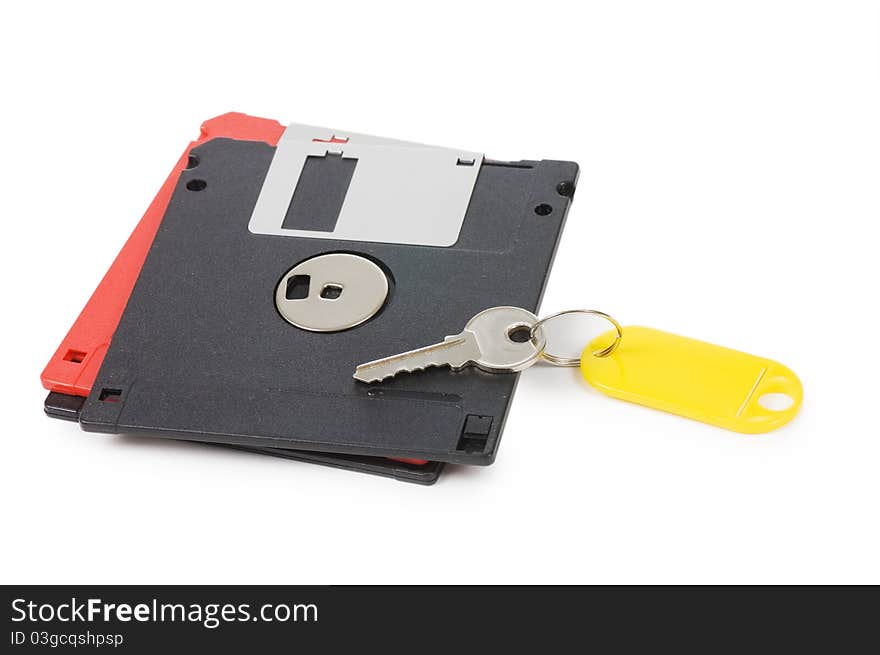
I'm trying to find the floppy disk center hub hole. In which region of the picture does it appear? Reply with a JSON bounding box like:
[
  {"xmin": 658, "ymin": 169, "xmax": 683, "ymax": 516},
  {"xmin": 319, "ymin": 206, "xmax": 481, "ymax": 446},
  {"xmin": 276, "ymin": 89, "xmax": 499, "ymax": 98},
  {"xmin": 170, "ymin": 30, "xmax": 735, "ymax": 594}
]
[
  {"xmin": 275, "ymin": 253, "xmax": 388, "ymax": 332},
  {"xmin": 285, "ymin": 275, "xmax": 311, "ymax": 300},
  {"xmin": 320, "ymin": 284, "xmax": 343, "ymax": 300}
]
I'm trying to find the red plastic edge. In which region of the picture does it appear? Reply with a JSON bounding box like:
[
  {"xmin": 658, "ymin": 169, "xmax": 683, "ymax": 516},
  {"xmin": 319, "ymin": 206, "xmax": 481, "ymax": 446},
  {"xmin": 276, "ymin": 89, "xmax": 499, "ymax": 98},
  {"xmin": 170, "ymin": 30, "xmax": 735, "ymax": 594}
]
[{"xmin": 39, "ymin": 112, "xmax": 427, "ymax": 467}]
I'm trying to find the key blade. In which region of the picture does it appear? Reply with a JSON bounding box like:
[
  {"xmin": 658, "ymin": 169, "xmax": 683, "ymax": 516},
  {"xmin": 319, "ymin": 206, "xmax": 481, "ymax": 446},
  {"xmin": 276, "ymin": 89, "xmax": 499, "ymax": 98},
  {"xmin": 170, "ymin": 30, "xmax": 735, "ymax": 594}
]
[{"xmin": 353, "ymin": 333, "xmax": 481, "ymax": 383}]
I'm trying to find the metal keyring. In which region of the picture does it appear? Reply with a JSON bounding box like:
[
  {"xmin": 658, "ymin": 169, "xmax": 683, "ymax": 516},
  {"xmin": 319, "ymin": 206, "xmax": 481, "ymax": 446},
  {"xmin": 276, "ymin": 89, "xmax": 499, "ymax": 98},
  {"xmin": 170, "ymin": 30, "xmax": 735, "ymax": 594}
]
[{"xmin": 529, "ymin": 309, "xmax": 624, "ymax": 366}]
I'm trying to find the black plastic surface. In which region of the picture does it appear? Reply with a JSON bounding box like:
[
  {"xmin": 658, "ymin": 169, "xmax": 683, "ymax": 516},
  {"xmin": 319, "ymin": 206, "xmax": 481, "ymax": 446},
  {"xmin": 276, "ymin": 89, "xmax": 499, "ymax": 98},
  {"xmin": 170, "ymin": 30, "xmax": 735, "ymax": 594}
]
[
  {"xmin": 79, "ymin": 137, "xmax": 577, "ymax": 464},
  {"xmin": 45, "ymin": 392, "xmax": 442, "ymax": 485}
]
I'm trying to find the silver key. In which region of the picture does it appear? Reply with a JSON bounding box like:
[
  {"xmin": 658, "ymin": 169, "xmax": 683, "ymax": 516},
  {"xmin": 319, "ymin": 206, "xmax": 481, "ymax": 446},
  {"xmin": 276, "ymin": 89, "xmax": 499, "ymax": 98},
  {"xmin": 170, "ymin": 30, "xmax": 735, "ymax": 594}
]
[{"xmin": 353, "ymin": 306, "xmax": 545, "ymax": 383}]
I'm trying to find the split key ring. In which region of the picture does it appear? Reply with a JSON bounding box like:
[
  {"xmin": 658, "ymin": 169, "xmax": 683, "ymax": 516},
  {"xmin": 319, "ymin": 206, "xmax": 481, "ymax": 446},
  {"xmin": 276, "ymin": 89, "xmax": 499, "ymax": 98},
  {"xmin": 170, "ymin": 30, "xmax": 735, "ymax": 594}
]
[{"xmin": 530, "ymin": 309, "xmax": 624, "ymax": 367}]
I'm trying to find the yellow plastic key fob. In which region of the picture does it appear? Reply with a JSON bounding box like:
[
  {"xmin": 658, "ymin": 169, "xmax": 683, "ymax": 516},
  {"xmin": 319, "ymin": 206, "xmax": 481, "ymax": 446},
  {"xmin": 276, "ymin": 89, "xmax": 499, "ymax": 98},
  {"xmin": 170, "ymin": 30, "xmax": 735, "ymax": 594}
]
[{"xmin": 580, "ymin": 327, "xmax": 802, "ymax": 434}]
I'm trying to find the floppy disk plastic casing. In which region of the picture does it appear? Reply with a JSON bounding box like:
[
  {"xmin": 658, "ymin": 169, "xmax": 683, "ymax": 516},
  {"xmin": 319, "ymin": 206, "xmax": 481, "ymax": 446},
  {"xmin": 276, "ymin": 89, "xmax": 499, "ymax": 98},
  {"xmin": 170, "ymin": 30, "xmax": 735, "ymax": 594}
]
[{"xmin": 44, "ymin": 112, "xmax": 578, "ymax": 468}]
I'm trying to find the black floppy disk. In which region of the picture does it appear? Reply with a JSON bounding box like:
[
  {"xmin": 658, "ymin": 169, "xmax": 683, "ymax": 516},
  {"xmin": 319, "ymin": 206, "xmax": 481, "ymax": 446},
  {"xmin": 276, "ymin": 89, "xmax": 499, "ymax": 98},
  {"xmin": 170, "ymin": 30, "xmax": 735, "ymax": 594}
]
[{"xmin": 75, "ymin": 115, "xmax": 578, "ymax": 465}]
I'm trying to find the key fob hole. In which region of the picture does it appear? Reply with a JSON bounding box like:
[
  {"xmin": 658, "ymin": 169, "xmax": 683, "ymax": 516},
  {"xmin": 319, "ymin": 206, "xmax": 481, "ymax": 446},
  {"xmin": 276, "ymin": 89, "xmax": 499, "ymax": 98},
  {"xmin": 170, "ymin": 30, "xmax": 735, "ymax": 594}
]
[{"xmin": 758, "ymin": 392, "xmax": 795, "ymax": 412}]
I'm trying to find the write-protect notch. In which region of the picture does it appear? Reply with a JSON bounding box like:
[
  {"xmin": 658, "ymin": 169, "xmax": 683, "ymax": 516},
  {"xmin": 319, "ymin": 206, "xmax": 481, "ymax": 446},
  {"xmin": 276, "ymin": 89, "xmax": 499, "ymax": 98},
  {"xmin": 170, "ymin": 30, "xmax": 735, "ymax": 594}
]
[{"xmin": 248, "ymin": 123, "xmax": 483, "ymax": 247}]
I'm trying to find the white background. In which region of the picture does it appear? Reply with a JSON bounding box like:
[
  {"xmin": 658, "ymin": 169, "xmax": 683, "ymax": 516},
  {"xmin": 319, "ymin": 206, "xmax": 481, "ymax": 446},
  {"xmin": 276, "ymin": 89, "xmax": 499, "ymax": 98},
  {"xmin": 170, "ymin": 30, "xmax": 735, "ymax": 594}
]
[{"xmin": 2, "ymin": 1, "xmax": 878, "ymax": 584}]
